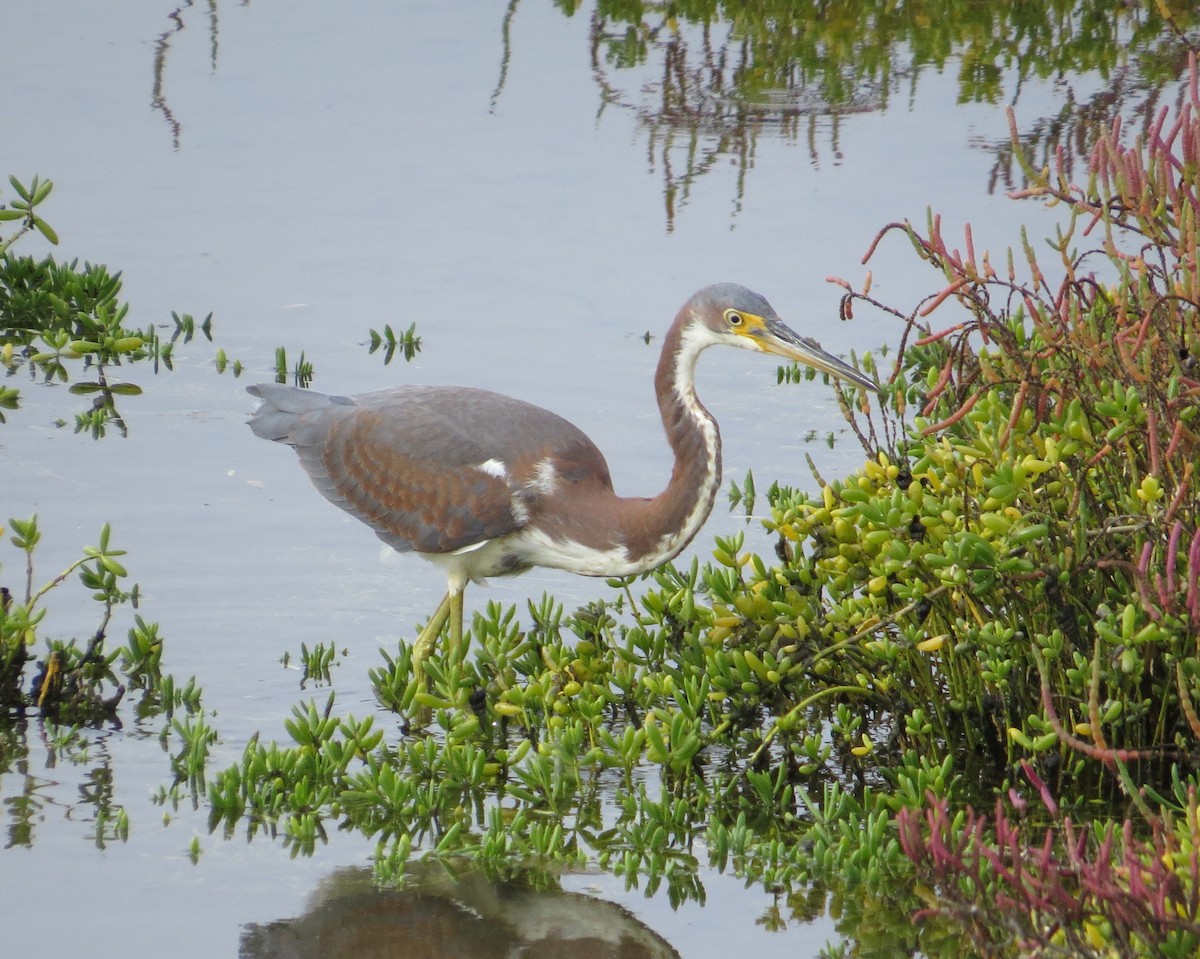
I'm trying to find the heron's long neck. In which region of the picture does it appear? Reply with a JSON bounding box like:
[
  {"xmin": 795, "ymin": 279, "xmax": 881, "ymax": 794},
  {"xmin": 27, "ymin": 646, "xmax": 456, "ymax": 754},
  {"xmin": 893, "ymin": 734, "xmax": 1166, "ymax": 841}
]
[
  {"xmin": 623, "ymin": 316, "xmax": 722, "ymax": 568},
  {"xmin": 519, "ymin": 314, "xmax": 722, "ymax": 578}
]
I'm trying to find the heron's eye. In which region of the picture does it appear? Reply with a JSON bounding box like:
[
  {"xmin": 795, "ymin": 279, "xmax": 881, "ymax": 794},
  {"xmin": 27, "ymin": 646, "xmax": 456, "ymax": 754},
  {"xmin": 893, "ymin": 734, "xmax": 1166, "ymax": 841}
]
[{"xmin": 725, "ymin": 309, "xmax": 744, "ymax": 327}]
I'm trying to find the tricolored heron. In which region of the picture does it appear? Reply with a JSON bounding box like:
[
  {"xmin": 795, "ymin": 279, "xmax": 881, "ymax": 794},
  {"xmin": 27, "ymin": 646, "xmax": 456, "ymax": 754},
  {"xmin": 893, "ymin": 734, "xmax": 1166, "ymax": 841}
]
[{"xmin": 247, "ymin": 284, "xmax": 875, "ymax": 674}]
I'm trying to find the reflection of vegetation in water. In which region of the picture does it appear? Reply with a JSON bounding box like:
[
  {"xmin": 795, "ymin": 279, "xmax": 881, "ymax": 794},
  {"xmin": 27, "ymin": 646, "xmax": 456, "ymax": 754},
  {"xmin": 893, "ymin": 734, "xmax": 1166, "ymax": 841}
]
[
  {"xmin": 983, "ymin": 2, "xmax": 1200, "ymax": 192},
  {"xmin": 546, "ymin": 0, "xmax": 1199, "ymax": 226},
  {"xmin": 152, "ymin": 1, "xmax": 224, "ymax": 150},
  {"xmin": 2, "ymin": 717, "xmax": 131, "ymax": 851}
]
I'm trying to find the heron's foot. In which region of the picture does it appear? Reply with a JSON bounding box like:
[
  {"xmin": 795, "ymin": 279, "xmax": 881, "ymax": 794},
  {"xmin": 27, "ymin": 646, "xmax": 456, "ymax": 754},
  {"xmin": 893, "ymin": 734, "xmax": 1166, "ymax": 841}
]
[
  {"xmin": 404, "ymin": 592, "xmax": 452, "ymax": 727},
  {"xmin": 410, "ymin": 643, "xmax": 428, "ymax": 690},
  {"xmin": 406, "ymin": 637, "xmax": 437, "ymax": 729},
  {"xmin": 410, "ymin": 598, "xmax": 449, "ymax": 686},
  {"xmin": 404, "ymin": 590, "xmax": 468, "ymax": 728}
]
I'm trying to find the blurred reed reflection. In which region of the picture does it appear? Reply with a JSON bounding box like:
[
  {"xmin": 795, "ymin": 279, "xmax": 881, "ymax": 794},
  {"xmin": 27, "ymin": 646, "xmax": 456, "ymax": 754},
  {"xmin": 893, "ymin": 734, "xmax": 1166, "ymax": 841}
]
[{"xmin": 149, "ymin": 2, "xmax": 1198, "ymax": 228}]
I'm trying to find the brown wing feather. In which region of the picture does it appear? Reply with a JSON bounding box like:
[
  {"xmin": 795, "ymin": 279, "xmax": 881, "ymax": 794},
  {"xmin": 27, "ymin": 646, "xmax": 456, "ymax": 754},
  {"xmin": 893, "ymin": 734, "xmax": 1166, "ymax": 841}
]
[
  {"xmin": 316, "ymin": 407, "xmax": 519, "ymax": 553},
  {"xmin": 248, "ymin": 384, "xmax": 614, "ymax": 556}
]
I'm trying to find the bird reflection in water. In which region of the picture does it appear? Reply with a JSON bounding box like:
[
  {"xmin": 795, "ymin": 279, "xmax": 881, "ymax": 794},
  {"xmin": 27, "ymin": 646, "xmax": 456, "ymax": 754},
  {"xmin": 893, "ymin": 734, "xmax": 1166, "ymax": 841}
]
[{"xmin": 239, "ymin": 864, "xmax": 679, "ymax": 959}]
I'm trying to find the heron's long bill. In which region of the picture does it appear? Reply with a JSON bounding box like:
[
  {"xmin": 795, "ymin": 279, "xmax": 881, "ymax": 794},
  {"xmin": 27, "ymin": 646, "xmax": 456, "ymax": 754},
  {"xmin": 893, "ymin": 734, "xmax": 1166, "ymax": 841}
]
[{"xmin": 764, "ymin": 316, "xmax": 878, "ymax": 392}]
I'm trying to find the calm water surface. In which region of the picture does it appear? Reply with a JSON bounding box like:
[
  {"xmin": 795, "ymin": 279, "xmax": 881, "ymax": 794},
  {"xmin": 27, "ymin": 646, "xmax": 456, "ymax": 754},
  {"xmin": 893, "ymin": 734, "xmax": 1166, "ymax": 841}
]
[{"xmin": 2, "ymin": 2, "xmax": 1099, "ymax": 956}]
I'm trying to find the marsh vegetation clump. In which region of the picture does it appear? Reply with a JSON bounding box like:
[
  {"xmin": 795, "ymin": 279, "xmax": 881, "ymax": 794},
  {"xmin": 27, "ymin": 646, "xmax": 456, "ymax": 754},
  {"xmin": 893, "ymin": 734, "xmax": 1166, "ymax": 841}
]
[{"xmin": 810, "ymin": 54, "xmax": 1200, "ymax": 957}]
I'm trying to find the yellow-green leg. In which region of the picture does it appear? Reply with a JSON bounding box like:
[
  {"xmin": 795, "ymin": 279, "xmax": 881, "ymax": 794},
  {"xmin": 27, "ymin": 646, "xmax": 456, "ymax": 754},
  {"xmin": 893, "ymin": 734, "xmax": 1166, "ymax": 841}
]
[
  {"xmin": 411, "ymin": 591, "xmax": 452, "ymax": 687},
  {"xmin": 412, "ymin": 585, "xmax": 468, "ymax": 729},
  {"xmin": 447, "ymin": 589, "xmax": 465, "ymax": 661},
  {"xmin": 410, "ymin": 587, "xmax": 467, "ymax": 687}
]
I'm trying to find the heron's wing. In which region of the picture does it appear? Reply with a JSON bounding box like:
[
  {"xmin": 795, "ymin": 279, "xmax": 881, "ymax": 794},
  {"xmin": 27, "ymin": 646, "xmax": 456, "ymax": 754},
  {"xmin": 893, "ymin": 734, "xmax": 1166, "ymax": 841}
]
[{"xmin": 248, "ymin": 384, "xmax": 612, "ymax": 555}]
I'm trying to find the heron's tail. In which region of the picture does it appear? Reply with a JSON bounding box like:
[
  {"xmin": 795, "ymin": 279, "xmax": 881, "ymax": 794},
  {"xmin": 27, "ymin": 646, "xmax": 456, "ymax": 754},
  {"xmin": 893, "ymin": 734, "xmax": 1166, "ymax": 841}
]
[{"xmin": 245, "ymin": 384, "xmax": 334, "ymax": 442}]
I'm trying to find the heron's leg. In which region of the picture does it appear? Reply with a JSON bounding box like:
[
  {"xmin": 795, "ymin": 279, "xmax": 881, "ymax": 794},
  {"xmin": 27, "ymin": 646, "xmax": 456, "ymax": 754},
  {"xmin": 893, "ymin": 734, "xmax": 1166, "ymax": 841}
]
[
  {"xmin": 411, "ymin": 591, "xmax": 452, "ymax": 685},
  {"xmin": 447, "ymin": 588, "xmax": 465, "ymax": 662}
]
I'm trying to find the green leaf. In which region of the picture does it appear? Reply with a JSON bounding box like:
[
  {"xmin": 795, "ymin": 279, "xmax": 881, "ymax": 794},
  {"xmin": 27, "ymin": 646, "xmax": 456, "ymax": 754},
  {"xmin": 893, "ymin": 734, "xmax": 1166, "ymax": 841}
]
[
  {"xmin": 100, "ymin": 555, "xmax": 127, "ymax": 577},
  {"xmin": 33, "ymin": 216, "xmax": 59, "ymax": 245},
  {"xmin": 31, "ymin": 178, "xmax": 53, "ymax": 205},
  {"xmin": 8, "ymin": 175, "xmax": 30, "ymax": 201}
]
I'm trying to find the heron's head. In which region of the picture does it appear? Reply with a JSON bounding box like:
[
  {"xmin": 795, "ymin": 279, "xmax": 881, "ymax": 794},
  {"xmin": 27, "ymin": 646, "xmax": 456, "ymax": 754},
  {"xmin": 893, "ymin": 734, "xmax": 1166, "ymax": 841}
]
[{"xmin": 688, "ymin": 283, "xmax": 877, "ymax": 393}]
